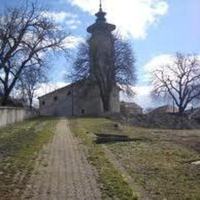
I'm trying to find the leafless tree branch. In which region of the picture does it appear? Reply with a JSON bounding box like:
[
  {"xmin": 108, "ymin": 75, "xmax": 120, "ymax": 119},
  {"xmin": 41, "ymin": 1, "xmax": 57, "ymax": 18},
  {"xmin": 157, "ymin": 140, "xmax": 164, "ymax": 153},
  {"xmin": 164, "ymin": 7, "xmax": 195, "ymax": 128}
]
[
  {"xmin": 0, "ymin": 2, "xmax": 70, "ymax": 105},
  {"xmin": 152, "ymin": 53, "xmax": 200, "ymax": 114}
]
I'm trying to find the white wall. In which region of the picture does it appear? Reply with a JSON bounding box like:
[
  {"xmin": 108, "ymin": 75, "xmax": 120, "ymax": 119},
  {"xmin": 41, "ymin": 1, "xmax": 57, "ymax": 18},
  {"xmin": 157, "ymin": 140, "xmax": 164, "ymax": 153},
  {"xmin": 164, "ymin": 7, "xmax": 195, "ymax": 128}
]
[{"xmin": 0, "ymin": 107, "xmax": 37, "ymax": 128}]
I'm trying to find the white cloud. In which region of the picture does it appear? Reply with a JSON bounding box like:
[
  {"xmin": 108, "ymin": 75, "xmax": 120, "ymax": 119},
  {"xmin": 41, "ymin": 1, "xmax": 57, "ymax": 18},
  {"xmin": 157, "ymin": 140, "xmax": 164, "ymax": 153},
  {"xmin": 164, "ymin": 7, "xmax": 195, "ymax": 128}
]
[
  {"xmin": 134, "ymin": 54, "xmax": 175, "ymax": 108},
  {"xmin": 139, "ymin": 54, "xmax": 200, "ymax": 108},
  {"xmin": 63, "ymin": 35, "xmax": 85, "ymax": 49},
  {"xmin": 143, "ymin": 54, "xmax": 174, "ymax": 81},
  {"xmin": 67, "ymin": 0, "xmax": 169, "ymax": 39},
  {"xmin": 143, "ymin": 54, "xmax": 200, "ymax": 81},
  {"xmin": 42, "ymin": 11, "xmax": 70, "ymax": 22},
  {"xmin": 120, "ymin": 85, "xmax": 159, "ymax": 109},
  {"xmin": 42, "ymin": 11, "xmax": 81, "ymax": 29},
  {"xmin": 66, "ymin": 19, "xmax": 81, "ymax": 29},
  {"xmin": 35, "ymin": 82, "xmax": 67, "ymax": 98},
  {"xmin": 133, "ymin": 86, "xmax": 153, "ymax": 108},
  {"xmin": 120, "ymin": 54, "xmax": 176, "ymax": 109}
]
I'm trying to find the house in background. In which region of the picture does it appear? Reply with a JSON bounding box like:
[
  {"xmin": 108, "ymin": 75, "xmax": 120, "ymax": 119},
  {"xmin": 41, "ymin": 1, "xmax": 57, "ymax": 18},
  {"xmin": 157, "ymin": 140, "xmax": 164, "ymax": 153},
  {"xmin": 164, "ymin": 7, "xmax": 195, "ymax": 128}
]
[
  {"xmin": 149, "ymin": 105, "xmax": 178, "ymax": 114},
  {"xmin": 120, "ymin": 102, "xmax": 143, "ymax": 115}
]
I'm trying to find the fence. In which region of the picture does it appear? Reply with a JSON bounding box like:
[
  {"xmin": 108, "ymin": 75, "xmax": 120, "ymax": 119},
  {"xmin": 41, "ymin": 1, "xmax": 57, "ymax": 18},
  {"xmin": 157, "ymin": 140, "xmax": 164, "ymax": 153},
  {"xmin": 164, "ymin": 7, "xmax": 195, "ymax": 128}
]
[{"xmin": 0, "ymin": 107, "xmax": 37, "ymax": 128}]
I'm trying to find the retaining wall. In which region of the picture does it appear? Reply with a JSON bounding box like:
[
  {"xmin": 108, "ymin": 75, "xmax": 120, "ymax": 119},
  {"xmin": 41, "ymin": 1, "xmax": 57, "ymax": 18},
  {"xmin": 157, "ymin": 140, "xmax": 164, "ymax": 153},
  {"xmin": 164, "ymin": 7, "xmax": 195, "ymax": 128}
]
[{"xmin": 0, "ymin": 107, "xmax": 37, "ymax": 128}]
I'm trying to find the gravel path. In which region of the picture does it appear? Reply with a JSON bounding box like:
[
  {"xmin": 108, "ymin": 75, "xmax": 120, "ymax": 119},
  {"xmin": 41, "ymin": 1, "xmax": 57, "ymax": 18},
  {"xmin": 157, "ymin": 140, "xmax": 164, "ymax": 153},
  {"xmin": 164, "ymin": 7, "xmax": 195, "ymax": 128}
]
[{"xmin": 23, "ymin": 119, "xmax": 101, "ymax": 200}]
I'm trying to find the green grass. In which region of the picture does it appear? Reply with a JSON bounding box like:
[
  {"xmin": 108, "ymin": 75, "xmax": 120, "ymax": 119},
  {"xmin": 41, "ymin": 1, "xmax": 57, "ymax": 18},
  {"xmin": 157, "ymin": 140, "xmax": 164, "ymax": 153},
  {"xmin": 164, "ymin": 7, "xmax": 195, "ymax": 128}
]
[
  {"xmin": 69, "ymin": 118, "xmax": 200, "ymax": 200},
  {"xmin": 69, "ymin": 118, "xmax": 138, "ymax": 200},
  {"xmin": 0, "ymin": 117, "xmax": 58, "ymax": 200}
]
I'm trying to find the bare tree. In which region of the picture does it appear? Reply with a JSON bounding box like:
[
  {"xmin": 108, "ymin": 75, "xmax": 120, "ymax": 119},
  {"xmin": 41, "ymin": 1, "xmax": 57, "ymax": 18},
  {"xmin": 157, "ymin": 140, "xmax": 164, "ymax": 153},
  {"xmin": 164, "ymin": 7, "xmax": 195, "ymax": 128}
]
[
  {"xmin": 152, "ymin": 53, "xmax": 200, "ymax": 114},
  {"xmin": 71, "ymin": 42, "xmax": 90, "ymax": 81},
  {"xmin": 70, "ymin": 35, "xmax": 136, "ymax": 112},
  {"xmin": 114, "ymin": 36, "xmax": 136, "ymax": 90},
  {"xmin": 0, "ymin": 2, "xmax": 70, "ymax": 105},
  {"xmin": 16, "ymin": 66, "xmax": 47, "ymax": 109}
]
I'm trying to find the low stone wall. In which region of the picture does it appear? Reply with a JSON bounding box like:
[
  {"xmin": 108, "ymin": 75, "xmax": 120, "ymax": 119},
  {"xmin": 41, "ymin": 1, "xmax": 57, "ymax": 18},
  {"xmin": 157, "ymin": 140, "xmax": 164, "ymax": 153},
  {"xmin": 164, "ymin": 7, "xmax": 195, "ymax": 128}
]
[{"xmin": 0, "ymin": 107, "xmax": 37, "ymax": 128}]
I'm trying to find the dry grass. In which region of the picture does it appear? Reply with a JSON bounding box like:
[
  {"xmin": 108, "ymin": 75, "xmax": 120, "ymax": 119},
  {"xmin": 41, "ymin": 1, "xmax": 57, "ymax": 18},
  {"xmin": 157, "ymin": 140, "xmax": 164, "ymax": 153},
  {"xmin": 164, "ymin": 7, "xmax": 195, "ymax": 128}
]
[
  {"xmin": 0, "ymin": 117, "xmax": 58, "ymax": 200},
  {"xmin": 69, "ymin": 118, "xmax": 138, "ymax": 200},
  {"xmin": 70, "ymin": 118, "xmax": 200, "ymax": 200}
]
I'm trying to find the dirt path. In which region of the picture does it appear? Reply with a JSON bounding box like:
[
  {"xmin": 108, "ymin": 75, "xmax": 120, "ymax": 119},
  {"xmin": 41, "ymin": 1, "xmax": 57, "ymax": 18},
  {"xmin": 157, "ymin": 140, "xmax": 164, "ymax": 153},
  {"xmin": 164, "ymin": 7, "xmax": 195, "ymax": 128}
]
[{"xmin": 22, "ymin": 119, "xmax": 101, "ymax": 200}]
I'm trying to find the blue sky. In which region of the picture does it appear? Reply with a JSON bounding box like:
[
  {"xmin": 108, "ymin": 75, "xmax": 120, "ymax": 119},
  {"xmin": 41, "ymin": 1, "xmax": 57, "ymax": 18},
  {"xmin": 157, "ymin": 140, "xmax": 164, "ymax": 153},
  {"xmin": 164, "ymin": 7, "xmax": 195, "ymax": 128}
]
[{"xmin": 1, "ymin": 0, "xmax": 200, "ymax": 108}]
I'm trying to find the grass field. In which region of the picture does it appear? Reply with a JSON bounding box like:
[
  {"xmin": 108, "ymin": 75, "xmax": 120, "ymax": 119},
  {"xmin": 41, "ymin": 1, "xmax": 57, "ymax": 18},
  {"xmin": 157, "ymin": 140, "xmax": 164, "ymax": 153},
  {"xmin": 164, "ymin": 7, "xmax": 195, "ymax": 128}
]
[
  {"xmin": 0, "ymin": 117, "xmax": 58, "ymax": 200},
  {"xmin": 0, "ymin": 117, "xmax": 199, "ymax": 200},
  {"xmin": 69, "ymin": 118, "xmax": 200, "ymax": 200}
]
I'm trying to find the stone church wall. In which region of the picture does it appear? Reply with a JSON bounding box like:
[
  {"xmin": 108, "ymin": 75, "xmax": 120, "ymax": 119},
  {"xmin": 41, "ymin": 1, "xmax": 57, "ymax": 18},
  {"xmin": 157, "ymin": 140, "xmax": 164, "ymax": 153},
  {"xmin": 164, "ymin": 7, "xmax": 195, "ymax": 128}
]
[
  {"xmin": 110, "ymin": 87, "xmax": 120, "ymax": 113},
  {"xmin": 39, "ymin": 86, "xmax": 73, "ymax": 116},
  {"xmin": 39, "ymin": 83, "xmax": 120, "ymax": 117},
  {"xmin": 39, "ymin": 84, "xmax": 106, "ymax": 116}
]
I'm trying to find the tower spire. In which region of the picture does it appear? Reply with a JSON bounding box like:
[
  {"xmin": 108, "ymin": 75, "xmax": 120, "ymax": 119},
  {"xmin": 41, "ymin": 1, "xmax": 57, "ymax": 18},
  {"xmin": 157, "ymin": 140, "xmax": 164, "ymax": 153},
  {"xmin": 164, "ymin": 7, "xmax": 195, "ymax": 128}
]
[
  {"xmin": 94, "ymin": 0, "xmax": 106, "ymax": 23},
  {"xmin": 99, "ymin": 0, "xmax": 102, "ymax": 11},
  {"xmin": 87, "ymin": 0, "xmax": 116, "ymax": 33}
]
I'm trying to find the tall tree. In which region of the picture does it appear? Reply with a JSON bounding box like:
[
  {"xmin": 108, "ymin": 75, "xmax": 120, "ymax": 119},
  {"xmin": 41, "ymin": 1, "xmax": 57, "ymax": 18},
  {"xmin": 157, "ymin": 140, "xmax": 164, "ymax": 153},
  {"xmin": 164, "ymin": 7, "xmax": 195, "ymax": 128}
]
[
  {"xmin": 16, "ymin": 66, "xmax": 47, "ymax": 109},
  {"xmin": 70, "ymin": 35, "xmax": 136, "ymax": 112},
  {"xmin": 152, "ymin": 53, "xmax": 200, "ymax": 114},
  {"xmin": 0, "ymin": 2, "xmax": 70, "ymax": 105}
]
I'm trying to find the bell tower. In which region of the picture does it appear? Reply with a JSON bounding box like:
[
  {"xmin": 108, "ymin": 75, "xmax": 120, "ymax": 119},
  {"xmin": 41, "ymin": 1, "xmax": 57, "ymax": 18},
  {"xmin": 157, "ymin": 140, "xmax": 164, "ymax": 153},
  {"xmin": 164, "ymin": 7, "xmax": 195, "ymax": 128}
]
[
  {"xmin": 86, "ymin": 1, "xmax": 120, "ymax": 113},
  {"xmin": 87, "ymin": 1, "xmax": 116, "ymax": 81}
]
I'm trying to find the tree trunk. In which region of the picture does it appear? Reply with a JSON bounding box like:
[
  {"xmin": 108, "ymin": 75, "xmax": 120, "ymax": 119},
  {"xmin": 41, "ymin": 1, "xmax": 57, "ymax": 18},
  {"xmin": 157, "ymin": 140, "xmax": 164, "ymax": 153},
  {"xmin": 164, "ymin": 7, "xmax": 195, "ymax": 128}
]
[
  {"xmin": 178, "ymin": 106, "xmax": 185, "ymax": 115},
  {"xmin": 1, "ymin": 93, "xmax": 10, "ymax": 106},
  {"xmin": 1, "ymin": 76, "xmax": 19, "ymax": 106},
  {"xmin": 101, "ymin": 94, "xmax": 111, "ymax": 112},
  {"xmin": 29, "ymin": 98, "xmax": 33, "ymax": 110}
]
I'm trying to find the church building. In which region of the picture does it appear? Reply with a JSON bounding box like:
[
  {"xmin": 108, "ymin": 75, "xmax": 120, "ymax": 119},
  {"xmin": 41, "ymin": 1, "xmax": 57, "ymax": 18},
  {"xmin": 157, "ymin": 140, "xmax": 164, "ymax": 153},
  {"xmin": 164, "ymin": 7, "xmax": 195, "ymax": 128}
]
[{"xmin": 39, "ymin": 3, "xmax": 120, "ymax": 116}]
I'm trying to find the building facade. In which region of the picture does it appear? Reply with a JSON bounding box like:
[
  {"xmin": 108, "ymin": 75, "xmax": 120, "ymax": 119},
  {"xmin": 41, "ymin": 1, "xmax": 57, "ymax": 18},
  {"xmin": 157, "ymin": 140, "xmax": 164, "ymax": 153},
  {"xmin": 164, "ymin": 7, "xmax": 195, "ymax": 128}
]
[
  {"xmin": 39, "ymin": 5, "xmax": 120, "ymax": 116},
  {"xmin": 39, "ymin": 81, "xmax": 120, "ymax": 116}
]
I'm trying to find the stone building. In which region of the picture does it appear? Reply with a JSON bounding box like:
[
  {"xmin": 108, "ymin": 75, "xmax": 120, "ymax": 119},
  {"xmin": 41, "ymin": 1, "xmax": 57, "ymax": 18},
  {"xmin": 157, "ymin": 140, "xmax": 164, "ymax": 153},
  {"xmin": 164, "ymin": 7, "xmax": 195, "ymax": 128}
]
[
  {"xmin": 149, "ymin": 105, "xmax": 178, "ymax": 114},
  {"xmin": 120, "ymin": 102, "xmax": 143, "ymax": 115},
  {"xmin": 39, "ymin": 3, "xmax": 120, "ymax": 116}
]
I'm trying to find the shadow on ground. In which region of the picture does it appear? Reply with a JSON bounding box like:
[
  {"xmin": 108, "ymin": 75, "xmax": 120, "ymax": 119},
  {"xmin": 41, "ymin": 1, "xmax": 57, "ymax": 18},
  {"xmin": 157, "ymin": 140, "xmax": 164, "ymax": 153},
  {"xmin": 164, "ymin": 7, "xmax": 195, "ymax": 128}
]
[{"xmin": 94, "ymin": 133, "xmax": 148, "ymax": 144}]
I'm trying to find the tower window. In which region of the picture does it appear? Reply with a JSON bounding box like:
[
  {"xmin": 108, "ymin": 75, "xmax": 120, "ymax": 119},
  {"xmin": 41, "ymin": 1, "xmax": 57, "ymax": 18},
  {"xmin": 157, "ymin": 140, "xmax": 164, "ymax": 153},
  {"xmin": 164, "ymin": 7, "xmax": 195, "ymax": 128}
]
[
  {"xmin": 54, "ymin": 96, "xmax": 58, "ymax": 101},
  {"xmin": 42, "ymin": 101, "xmax": 45, "ymax": 105},
  {"xmin": 67, "ymin": 91, "xmax": 71, "ymax": 96},
  {"xmin": 81, "ymin": 109, "xmax": 85, "ymax": 114}
]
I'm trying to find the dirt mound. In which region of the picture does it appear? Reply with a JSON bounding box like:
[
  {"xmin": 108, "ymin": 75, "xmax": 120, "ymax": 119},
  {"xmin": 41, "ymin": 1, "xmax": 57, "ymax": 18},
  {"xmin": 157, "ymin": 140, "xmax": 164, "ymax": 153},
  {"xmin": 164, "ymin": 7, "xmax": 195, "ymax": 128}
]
[{"xmin": 126, "ymin": 113, "xmax": 200, "ymax": 129}]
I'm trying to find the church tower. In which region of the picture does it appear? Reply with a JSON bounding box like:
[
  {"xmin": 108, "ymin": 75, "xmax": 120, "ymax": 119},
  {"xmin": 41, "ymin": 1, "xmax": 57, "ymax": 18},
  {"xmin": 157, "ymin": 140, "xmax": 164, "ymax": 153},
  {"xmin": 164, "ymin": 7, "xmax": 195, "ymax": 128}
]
[
  {"xmin": 87, "ymin": 1, "xmax": 116, "ymax": 82},
  {"xmin": 38, "ymin": 1, "xmax": 120, "ymax": 116},
  {"xmin": 87, "ymin": 1, "xmax": 120, "ymax": 112}
]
